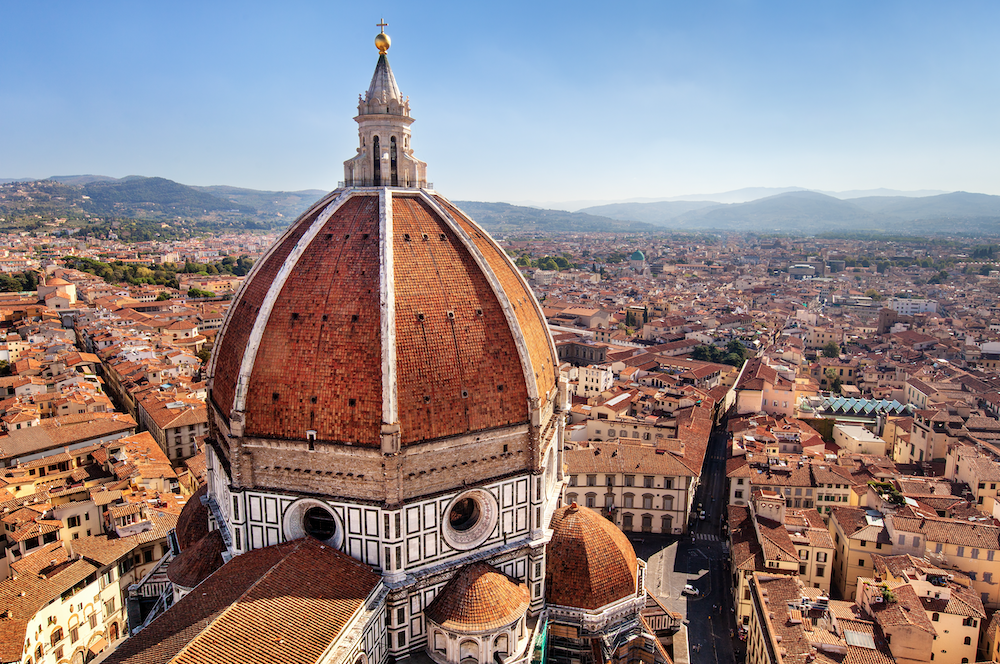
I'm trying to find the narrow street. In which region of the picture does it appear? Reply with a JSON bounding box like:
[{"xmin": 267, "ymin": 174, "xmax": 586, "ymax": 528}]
[{"xmin": 637, "ymin": 425, "xmax": 742, "ymax": 663}]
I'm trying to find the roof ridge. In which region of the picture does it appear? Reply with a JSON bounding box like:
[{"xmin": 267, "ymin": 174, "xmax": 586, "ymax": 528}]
[{"xmin": 170, "ymin": 539, "xmax": 308, "ymax": 663}]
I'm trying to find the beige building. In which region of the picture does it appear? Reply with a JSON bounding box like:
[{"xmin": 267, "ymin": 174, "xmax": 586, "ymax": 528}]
[
  {"xmin": 829, "ymin": 506, "xmax": 893, "ymax": 601},
  {"xmin": 744, "ymin": 572, "xmax": 890, "ymax": 664},
  {"xmin": 565, "ymin": 442, "xmax": 696, "ymax": 534},
  {"xmin": 728, "ymin": 490, "xmax": 834, "ymax": 628},
  {"xmin": 865, "ymin": 554, "xmax": 984, "ymax": 664},
  {"xmin": 833, "ymin": 424, "xmax": 888, "ymax": 456}
]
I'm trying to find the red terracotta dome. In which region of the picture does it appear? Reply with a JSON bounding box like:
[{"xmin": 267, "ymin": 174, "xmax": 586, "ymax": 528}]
[
  {"xmin": 166, "ymin": 528, "xmax": 226, "ymax": 589},
  {"xmin": 424, "ymin": 562, "xmax": 529, "ymax": 633},
  {"xmin": 546, "ymin": 504, "xmax": 638, "ymax": 610},
  {"xmin": 209, "ymin": 190, "xmax": 557, "ymax": 446},
  {"xmin": 174, "ymin": 485, "xmax": 209, "ymax": 551}
]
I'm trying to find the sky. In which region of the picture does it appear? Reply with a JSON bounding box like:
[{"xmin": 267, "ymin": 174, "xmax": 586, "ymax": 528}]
[{"xmin": 3, "ymin": 1, "xmax": 1000, "ymax": 206}]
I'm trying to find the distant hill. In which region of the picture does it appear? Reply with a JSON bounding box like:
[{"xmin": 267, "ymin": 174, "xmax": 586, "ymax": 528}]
[
  {"xmin": 451, "ymin": 201, "xmax": 658, "ymax": 233},
  {"xmin": 79, "ymin": 177, "xmax": 257, "ymax": 217},
  {"xmin": 49, "ymin": 174, "xmax": 122, "ymax": 186},
  {"xmin": 577, "ymin": 200, "xmax": 719, "ymax": 224},
  {"xmin": 673, "ymin": 191, "xmax": 877, "ymax": 232},
  {"xmin": 192, "ymin": 185, "xmax": 325, "ymax": 220},
  {"xmin": 576, "ymin": 190, "xmax": 1000, "ymax": 235}
]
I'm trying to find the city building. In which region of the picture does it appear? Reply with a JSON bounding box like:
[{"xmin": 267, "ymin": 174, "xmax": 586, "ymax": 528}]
[{"xmin": 107, "ymin": 28, "xmax": 667, "ymax": 664}]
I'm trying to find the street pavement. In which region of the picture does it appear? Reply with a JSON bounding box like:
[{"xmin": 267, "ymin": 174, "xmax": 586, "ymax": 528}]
[{"xmin": 633, "ymin": 427, "xmax": 744, "ymax": 663}]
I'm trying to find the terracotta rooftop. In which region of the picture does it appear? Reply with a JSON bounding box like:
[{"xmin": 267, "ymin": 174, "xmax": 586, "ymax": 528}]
[
  {"xmin": 210, "ymin": 191, "xmax": 557, "ymax": 446},
  {"xmin": 424, "ymin": 562, "xmax": 529, "ymax": 633},
  {"xmin": 104, "ymin": 537, "xmax": 382, "ymax": 664},
  {"xmin": 174, "ymin": 485, "xmax": 209, "ymax": 551},
  {"xmin": 546, "ymin": 503, "xmax": 638, "ymax": 610},
  {"xmin": 167, "ymin": 529, "xmax": 226, "ymax": 589}
]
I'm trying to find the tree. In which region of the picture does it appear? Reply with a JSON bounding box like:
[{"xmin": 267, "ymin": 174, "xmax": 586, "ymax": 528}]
[
  {"xmin": 864, "ymin": 289, "xmax": 883, "ymax": 301},
  {"xmin": 822, "ymin": 342, "xmax": 840, "ymax": 358},
  {"xmin": 824, "ymin": 368, "xmax": 842, "ymax": 394}
]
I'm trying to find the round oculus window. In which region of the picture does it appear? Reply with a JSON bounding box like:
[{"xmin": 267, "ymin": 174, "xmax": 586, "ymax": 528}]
[
  {"xmin": 448, "ymin": 497, "xmax": 481, "ymax": 532},
  {"xmin": 282, "ymin": 498, "xmax": 344, "ymax": 548},
  {"xmin": 442, "ymin": 489, "xmax": 498, "ymax": 550},
  {"xmin": 303, "ymin": 506, "xmax": 338, "ymax": 541}
]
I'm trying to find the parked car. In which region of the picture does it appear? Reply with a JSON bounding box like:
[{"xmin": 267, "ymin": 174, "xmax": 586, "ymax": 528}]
[{"xmin": 682, "ymin": 584, "xmax": 699, "ymax": 596}]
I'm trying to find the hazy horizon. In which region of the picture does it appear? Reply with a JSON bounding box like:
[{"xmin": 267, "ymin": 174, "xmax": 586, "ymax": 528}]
[{"xmin": 4, "ymin": 1, "xmax": 999, "ymax": 203}]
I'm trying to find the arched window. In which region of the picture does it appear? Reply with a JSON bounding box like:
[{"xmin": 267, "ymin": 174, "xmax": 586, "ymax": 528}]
[
  {"xmin": 661, "ymin": 515, "xmax": 673, "ymax": 533},
  {"xmin": 624, "ymin": 493, "xmax": 634, "ymax": 508},
  {"xmin": 585, "ymin": 493, "xmax": 596, "ymax": 508},
  {"xmin": 931, "ymin": 612, "xmax": 940, "ymax": 621},
  {"xmin": 372, "ymin": 136, "xmax": 381, "ymax": 185},
  {"xmin": 494, "ymin": 634, "xmax": 509, "ymax": 658},
  {"xmin": 390, "ymin": 137, "xmax": 398, "ymax": 186},
  {"xmin": 566, "ymin": 493, "xmax": 578, "ymax": 504},
  {"xmin": 663, "ymin": 495, "xmax": 674, "ymax": 511},
  {"xmin": 434, "ymin": 632, "xmax": 447, "ymax": 653},
  {"xmin": 642, "ymin": 494, "xmax": 653, "ymax": 509},
  {"xmin": 460, "ymin": 639, "xmax": 479, "ymax": 664},
  {"xmin": 964, "ymin": 636, "xmax": 971, "ymax": 645}
]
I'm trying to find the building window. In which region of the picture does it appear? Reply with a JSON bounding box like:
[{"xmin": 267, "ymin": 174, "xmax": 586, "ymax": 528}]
[
  {"xmin": 816, "ymin": 566, "xmax": 824, "ymax": 577},
  {"xmin": 957, "ymin": 546, "xmax": 965, "ymax": 557},
  {"xmin": 625, "ymin": 475, "xmax": 634, "ymax": 487},
  {"xmin": 587, "ymin": 475, "xmax": 597, "ymax": 487},
  {"xmin": 931, "ymin": 613, "xmax": 939, "ymax": 621},
  {"xmin": 644, "ymin": 476, "xmax": 653, "ymax": 488},
  {"xmin": 624, "ymin": 494, "xmax": 634, "ymax": 508},
  {"xmin": 585, "ymin": 494, "xmax": 596, "ymax": 508},
  {"xmin": 606, "ymin": 476, "xmax": 615, "ymax": 486},
  {"xmin": 664, "ymin": 478, "xmax": 673, "ymax": 489},
  {"xmin": 622, "ymin": 513, "xmax": 633, "ymax": 531}
]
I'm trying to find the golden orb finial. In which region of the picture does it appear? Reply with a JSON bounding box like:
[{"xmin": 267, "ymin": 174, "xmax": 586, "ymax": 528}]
[{"xmin": 375, "ymin": 18, "xmax": 390, "ymax": 54}]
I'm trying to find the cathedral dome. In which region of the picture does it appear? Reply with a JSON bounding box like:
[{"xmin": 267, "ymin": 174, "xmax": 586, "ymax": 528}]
[
  {"xmin": 208, "ymin": 190, "xmax": 557, "ymax": 448},
  {"xmin": 174, "ymin": 485, "xmax": 209, "ymax": 551},
  {"xmin": 166, "ymin": 528, "xmax": 226, "ymax": 590},
  {"xmin": 545, "ymin": 503, "xmax": 638, "ymax": 610},
  {"xmin": 424, "ymin": 562, "xmax": 529, "ymax": 633}
]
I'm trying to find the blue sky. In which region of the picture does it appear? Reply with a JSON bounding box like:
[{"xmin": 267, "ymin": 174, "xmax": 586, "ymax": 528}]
[{"xmin": 3, "ymin": 1, "xmax": 999, "ymax": 204}]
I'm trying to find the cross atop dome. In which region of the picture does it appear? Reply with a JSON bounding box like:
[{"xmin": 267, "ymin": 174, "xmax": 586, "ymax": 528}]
[
  {"xmin": 343, "ymin": 24, "xmax": 429, "ymax": 188},
  {"xmin": 375, "ymin": 19, "xmax": 390, "ymax": 54}
]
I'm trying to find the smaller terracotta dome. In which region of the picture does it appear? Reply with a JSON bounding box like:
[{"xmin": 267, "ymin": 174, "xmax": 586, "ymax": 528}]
[
  {"xmin": 174, "ymin": 485, "xmax": 209, "ymax": 551},
  {"xmin": 167, "ymin": 529, "xmax": 226, "ymax": 589},
  {"xmin": 424, "ymin": 562, "xmax": 529, "ymax": 633},
  {"xmin": 546, "ymin": 503, "xmax": 638, "ymax": 610}
]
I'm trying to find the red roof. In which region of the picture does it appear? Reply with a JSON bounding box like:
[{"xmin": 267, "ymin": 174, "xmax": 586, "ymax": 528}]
[
  {"xmin": 546, "ymin": 504, "xmax": 638, "ymax": 610},
  {"xmin": 424, "ymin": 562, "xmax": 529, "ymax": 633},
  {"xmin": 210, "ymin": 191, "xmax": 557, "ymax": 446}
]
